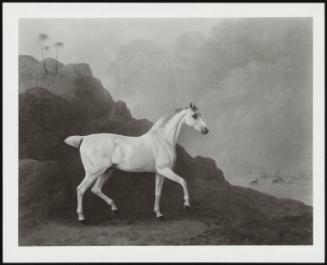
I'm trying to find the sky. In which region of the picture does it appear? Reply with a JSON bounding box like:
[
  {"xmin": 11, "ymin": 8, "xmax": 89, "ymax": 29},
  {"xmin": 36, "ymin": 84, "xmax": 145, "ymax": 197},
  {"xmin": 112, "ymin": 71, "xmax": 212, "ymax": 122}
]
[
  {"xmin": 19, "ymin": 18, "xmax": 220, "ymax": 84},
  {"xmin": 19, "ymin": 18, "xmax": 313, "ymax": 184}
]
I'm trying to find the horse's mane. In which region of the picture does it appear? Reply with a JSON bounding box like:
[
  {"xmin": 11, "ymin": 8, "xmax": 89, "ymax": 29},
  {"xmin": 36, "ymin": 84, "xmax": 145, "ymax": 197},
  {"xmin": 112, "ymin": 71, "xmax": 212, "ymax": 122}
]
[{"xmin": 153, "ymin": 107, "xmax": 185, "ymax": 129}]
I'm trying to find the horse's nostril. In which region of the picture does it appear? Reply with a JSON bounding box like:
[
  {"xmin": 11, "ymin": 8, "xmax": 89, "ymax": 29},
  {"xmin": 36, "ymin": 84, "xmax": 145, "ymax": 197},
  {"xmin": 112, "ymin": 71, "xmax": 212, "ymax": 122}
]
[{"xmin": 201, "ymin": 127, "xmax": 209, "ymax": 135}]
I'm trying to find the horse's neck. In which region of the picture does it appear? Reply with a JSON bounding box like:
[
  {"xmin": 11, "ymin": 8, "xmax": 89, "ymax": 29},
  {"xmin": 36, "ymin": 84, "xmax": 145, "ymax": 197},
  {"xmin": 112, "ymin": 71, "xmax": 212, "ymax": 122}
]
[
  {"xmin": 170, "ymin": 111, "xmax": 187, "ymax": 145},
  {"xmin": 152, "ymin": 110, "xmax": 187, "ymax": 145}
]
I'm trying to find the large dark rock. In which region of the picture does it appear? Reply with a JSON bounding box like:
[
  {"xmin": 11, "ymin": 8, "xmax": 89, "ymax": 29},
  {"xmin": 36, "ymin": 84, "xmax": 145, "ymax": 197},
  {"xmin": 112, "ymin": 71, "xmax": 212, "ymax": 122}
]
[{"xmin": 19, "ymin": 87, "xmax": 75, "ymax": 160}]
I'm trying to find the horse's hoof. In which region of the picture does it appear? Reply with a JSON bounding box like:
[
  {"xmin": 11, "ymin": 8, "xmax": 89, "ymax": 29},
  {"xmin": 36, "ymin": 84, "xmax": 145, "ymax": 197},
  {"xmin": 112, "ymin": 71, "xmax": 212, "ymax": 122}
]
[
  {"xmin": 184, "ymin": 205, "xmax": 190, "ymax": 211},
  {"xmin": 112, "ymin": 209, "xmax": 119, "ymax": 215},
  {"xmin": 157, "ymin": 215, "xmax": 165, "ymax": 221},
  {"xmin": 79, "ymin": 219, "xmax": 88, "ymax": 225}
]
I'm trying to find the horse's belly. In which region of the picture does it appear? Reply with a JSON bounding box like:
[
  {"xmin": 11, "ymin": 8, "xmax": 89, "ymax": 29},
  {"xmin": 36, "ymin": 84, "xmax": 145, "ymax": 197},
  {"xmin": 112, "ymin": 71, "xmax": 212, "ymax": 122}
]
[
  {"xmin": 117, "ymin": 155, "xmax": 156, "ymax": 172},
  {"xmin": 118, "ymin": 160, "xmax": 156, "ymax": 173},
  {"xmin": 115, "ymin": 142, "xmax": 156, "ymax": 173}
]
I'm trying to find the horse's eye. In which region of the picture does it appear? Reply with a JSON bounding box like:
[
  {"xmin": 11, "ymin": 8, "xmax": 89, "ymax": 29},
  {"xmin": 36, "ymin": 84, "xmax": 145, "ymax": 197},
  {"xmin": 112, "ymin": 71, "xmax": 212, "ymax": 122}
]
[{"xmin": 192, "ymin": 113, "xmax": 198, "ymax": 119}]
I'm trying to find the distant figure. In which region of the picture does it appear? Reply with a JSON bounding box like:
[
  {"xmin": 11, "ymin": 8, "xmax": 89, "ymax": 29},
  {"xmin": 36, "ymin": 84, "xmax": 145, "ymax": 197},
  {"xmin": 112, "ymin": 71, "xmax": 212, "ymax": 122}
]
[
  {"xmin": 250, "ymin": 179, "xmax": 259, "ymax": 185},
  {"xmin": 64, "ymin": 103, "xmax": 209, "ymax": 222}
]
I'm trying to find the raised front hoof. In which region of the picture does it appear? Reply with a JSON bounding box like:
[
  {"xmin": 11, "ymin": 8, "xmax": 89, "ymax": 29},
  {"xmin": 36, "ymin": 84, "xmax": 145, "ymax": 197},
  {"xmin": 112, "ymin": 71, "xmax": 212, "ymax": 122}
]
[
  {"xmin": 112, "ymin": 209, "xmax": 120, "ymax": 216},
  {"xmin": 184, "ymin": 205, "xmax": 190, "ymax": 211},
  {"xmin": 157, "ymin": 215, "xmax": 165, "ymax": 221}
]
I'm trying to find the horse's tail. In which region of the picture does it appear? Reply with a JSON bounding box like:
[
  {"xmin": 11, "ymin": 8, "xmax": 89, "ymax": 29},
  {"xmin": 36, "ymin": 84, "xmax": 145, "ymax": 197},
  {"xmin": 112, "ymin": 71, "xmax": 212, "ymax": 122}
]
[{"xmin": 64, "ymin": 135, "xmax": 84, "ymax": 148}]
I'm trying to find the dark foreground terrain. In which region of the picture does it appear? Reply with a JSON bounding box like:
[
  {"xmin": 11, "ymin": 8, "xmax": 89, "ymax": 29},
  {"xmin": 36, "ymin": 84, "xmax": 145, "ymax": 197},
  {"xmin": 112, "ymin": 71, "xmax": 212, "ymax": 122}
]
[
  {"xmin": 20, "ymin": 206, "xmax": 312, "ymax": 246},
  {"xmin": 19, "ymin": 56, "xmax": 312, "ymax": 245}
]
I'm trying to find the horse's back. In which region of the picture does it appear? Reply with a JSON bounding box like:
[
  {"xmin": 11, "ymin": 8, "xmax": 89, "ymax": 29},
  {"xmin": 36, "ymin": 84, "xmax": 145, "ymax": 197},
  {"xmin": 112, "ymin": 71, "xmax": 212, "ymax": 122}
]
[
  {"xmin": 80, "ymin": 133, "xmax": 156, "ymax": 173},
  {"xmin": 82, "ymin": 133, "xmax": 117, "ymax": 150}
]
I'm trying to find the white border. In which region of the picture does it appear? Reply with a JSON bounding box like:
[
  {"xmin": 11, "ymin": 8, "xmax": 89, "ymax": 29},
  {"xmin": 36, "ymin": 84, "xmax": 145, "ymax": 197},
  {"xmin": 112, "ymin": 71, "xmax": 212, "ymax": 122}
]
[{"xmin": 3, "ymin": 3, "xmax": 325, "ymax": 263}]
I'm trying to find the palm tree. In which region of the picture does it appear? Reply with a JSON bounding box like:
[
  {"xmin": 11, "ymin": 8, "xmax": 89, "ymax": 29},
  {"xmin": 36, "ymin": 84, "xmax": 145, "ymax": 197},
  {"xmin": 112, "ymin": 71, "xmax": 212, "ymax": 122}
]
[
  {"xmin": 38, "ymin": 33, "xmax": 49, "ymax": 74},
  {"xmin": 43, "ymin": 45, "xmax": 51, "ymax": 72},
  {"xmin": 54, "ymin": 42, "xmax": 64, "ymax": 74},
  {"xmin": 44, "ymin": 45, "xmax": 50, "ymax": 52}
]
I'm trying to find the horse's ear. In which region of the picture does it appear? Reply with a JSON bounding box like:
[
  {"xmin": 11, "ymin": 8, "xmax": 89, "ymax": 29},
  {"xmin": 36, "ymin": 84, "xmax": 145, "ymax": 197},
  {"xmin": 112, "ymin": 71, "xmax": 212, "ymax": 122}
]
[{"xmin": 189, "ymin": 102, "xmax": 197, "ymax": 111}]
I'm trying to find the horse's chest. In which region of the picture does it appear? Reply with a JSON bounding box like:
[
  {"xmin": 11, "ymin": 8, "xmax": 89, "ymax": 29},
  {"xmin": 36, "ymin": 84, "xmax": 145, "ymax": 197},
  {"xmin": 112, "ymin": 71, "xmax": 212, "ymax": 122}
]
[{"xmin": 152, "ymin": 140, "xmax": 177, "ymax": 169}]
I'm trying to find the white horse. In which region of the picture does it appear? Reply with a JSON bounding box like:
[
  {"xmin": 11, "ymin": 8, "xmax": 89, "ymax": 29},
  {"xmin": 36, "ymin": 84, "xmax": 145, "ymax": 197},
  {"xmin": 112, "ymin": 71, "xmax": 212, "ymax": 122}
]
[{"xmin": 64, "ymin": 102, "xmax": 209, "ymax": 222}]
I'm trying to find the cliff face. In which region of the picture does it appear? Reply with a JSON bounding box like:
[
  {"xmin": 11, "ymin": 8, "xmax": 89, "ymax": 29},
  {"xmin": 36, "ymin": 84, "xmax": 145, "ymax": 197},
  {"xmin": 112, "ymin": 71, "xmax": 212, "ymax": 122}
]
[{"xmin": 19, "ymin": 55, "xmax": 312, "ymax": 245}]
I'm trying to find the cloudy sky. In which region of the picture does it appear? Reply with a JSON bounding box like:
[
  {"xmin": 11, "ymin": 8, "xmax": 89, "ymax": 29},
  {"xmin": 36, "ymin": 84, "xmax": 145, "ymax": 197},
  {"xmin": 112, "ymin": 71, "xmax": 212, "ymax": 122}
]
[{"xmin": 19, "ymin": 18, "xmax": 312, "ymax": 184}]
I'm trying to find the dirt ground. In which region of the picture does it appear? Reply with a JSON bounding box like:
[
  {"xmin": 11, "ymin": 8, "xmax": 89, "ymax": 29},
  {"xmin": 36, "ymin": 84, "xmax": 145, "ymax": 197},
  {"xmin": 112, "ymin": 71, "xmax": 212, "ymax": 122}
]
[
  {"xmin": 19, "ymin": 214, "xmax": 220, "ymax": 246},
  {"xmin": 19, "ymin": 210, "xmax": 312, "ymax": 246}
]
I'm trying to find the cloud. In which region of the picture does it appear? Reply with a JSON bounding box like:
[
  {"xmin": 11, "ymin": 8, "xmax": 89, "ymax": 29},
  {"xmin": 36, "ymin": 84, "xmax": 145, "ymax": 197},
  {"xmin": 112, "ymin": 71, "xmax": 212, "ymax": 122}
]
[
  {"xmin": 105, "ymin": 18, "xmax": 312, "ymax": 181},
  {"xmin": 19, "ymin": 18, "xmax": 313, "ymax": 182}
]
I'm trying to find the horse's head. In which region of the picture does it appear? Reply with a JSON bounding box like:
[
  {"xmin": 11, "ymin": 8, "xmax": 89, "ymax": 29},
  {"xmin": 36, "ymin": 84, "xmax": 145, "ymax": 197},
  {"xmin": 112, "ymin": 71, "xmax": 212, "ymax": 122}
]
[{"xmin": 184, "ymin": 102, "xmax": 209, "ymax": 135}]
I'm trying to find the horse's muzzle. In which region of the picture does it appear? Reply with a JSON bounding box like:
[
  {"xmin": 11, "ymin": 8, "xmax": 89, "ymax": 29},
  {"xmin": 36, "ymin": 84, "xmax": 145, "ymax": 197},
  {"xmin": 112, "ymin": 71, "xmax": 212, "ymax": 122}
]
[{"xmin": 201, "ymin": 127, "xmax": 209, "ymax": 135}]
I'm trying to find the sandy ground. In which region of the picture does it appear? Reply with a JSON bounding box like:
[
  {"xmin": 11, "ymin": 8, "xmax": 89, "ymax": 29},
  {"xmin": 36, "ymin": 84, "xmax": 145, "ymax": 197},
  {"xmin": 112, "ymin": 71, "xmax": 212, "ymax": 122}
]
[{"xmin": 230, "ymin": 178, "xmax": 312, "ymax": 205}]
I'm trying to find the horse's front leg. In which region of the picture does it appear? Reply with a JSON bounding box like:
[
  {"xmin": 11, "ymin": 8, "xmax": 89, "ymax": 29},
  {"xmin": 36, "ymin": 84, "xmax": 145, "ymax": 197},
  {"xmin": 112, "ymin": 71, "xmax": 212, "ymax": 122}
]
[
  {"xmin": 154, "ymin": 173, "xmax": 165, "ymax": 219},
  {"xmin": 156, "ymin": 167, "xmax": 190, "ymax": 210}
]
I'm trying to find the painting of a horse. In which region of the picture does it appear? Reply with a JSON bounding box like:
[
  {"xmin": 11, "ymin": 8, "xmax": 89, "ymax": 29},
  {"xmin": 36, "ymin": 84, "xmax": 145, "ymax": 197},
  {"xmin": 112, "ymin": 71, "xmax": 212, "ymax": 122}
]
[{"xmin": 65, "ymin": 102, "xmax": 209, "ymax": 222}]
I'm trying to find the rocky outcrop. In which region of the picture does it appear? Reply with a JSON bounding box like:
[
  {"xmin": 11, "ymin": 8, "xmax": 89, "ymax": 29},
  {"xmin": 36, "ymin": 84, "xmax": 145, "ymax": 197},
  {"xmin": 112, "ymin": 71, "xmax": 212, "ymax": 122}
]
[{"xmin": 19, "ymin": 87, "xmax": 74, "ymax": 160}]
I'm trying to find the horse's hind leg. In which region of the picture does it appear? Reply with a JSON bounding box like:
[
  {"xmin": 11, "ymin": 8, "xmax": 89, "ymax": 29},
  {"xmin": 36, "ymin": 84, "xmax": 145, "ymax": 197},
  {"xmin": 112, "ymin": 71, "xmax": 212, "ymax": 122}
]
[
  {"xmin": 76, "ymin": 174, "xmax": 98, "ymax": 221},
  {"xmin": 91, "ymin": 168, "xmax": 119, "ymax": 214}
]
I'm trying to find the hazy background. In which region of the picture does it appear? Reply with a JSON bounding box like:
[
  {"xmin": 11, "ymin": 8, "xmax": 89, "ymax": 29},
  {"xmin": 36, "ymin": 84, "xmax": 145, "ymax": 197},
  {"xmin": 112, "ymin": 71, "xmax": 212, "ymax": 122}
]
[{"xmin": 19, "ymin": 18, "xmax": 312, "ymax": 191}]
